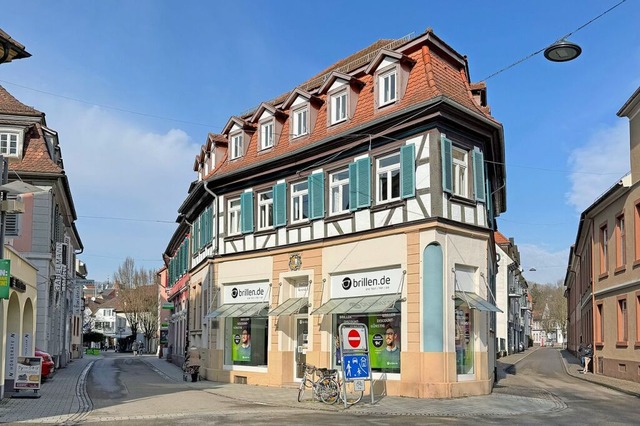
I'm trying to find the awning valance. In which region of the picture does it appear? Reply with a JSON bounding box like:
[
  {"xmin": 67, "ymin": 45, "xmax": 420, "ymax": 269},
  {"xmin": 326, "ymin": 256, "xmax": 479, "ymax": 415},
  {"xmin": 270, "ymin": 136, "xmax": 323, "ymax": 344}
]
[
  {"xmin": 205, "ymin": 302, "xmax": 269, "ymax": 319},
  {"xmin": 311, "ymin": 294, "xmax": 402, "ymax": 315},
  {"xmin": 268, "ymin": 297, "xmax": 308, "ymax": 316},
  {"xmin": 455, "ymin": 291, "xmax": 502, "ymax": 313}
]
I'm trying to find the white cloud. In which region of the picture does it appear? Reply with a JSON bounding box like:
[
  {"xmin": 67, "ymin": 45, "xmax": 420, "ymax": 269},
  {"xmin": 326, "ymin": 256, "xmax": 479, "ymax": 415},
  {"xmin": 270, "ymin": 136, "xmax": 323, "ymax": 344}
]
[
  {"xmin": 31, "ymin": 97, "xmax": 201, "ymax": 281},
  {"xmin": 566, "ymin": 120, "xmax": 629, "ymax": 213},
  {"xmin": 518, "ymin": 243, "xmax": 569, "ymax": 285}
]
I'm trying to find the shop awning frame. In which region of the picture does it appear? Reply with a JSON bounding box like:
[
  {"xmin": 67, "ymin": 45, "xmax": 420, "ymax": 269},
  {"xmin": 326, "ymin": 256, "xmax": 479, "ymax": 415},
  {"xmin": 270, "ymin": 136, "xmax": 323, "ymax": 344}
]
[
  {"xmin": 311, "ymin": 293, "xmax": 403, "ymax": 315},
  {"xmin": 205, "ymin": 301, "xmax": 270, "ymax": 319},
  {"xmin": 267, "ymin": 297, "xmax": 308, "ymax": 316},
  {"xmin": 455, "ymin": 291, "xmax": 502, "ymax": 313}
]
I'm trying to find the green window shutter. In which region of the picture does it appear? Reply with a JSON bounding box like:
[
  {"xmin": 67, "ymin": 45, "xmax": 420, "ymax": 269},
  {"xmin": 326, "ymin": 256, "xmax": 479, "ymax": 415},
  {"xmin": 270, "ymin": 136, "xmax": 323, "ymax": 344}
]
[
  {"xmin": 400, "ymin": 144, "xmax": 416, "ymax": 199},
  {"xmin": 240, "ymin": 191, "xmax": 254, "ymax": 234},
  {"xmin": 486, "ymin": 178, "xmax": 494, "ymax": 229},
  {"xmin": 274, "ymin": 183, "xmax": 287, "ymax": 227},
  {"xmin": 349, "ymin": 162, "xmax": 358, "ymax": 212},
  {"xmin": 356, "ymin": 157, "xmax": 371, "ymax": 208},
  {"xmin": 441, "ymin": 134, "xmax": 452, "ymax": 194},
  {"xmin": 473, "ymin": 147, "xmax": 486, "ymax": 202},
  {"xmin": 308, "ymin": 173, "xmax": 325, "ymax": 220}
]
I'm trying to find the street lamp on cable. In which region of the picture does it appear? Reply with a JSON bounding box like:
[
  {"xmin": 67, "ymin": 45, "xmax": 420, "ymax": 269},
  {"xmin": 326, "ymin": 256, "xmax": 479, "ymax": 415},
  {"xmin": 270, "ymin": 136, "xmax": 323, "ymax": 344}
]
[{"xmin": 544, "ymin": 39, "xmax": 582, "ymax": 62}]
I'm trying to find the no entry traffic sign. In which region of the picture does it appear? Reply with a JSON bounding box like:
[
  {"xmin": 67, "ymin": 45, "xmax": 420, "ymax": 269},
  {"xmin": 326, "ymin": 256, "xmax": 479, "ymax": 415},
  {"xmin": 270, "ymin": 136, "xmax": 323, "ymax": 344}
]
[
  {"xmin": 347, "ymin": 329, "xmax": 361, "ymax": 348},
  {"xmin": 340, "ymin": 324, "xmax": 368, "ymax": 351}
]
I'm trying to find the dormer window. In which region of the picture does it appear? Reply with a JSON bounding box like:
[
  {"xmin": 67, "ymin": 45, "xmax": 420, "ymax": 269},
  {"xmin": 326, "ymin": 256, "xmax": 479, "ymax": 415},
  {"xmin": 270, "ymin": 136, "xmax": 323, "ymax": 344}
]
[
  {"xmin": 293, "ymin": 108, "xmax": 308, "ymax": 138},
  {"xmin": 365, "ymin": 49, "xmax": 415, "ymax": 111},
  {"xmin": 379, "ymin": 68, "xmax": 397, "ymax": 106},
  {"xmin": 330, "ymin": 90, "xmax": 347, "ymax": 124},
  {"xmin": 260, "ymin": 121, "xmax": 274, "ymax": 150},
  {"xmin": 230, "ymin": 133, "xmax": 243, "ymax": 160},
  {"xmin": 0, "ymin": 131, "xmax": 19, "ymax": 157}
]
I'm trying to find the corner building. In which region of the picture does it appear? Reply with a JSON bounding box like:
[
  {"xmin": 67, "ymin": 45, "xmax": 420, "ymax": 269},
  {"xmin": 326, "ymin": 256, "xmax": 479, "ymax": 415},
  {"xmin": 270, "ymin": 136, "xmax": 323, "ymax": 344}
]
[{"xmin": 168, "ymin": 29, "xmax": 506, "ymax": 398}]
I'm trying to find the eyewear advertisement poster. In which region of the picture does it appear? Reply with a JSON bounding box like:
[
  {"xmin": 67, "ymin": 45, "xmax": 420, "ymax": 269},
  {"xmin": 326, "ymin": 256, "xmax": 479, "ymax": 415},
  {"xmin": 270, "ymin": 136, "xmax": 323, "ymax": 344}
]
[
  {"xmin": 15, "ymin": 357, "xmax": 42, "ymax": 390},
  {"xmin": 232, "ymin": 317, "xmax": 252, "ymax": 362},
  {"xmin": 336, "ymin": 312, "xmax": 400, "ymax": 373}
]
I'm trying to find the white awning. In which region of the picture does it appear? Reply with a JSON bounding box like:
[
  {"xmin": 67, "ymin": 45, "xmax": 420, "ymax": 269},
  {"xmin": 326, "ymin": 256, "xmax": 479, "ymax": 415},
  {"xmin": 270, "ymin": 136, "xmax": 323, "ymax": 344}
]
[
  {"xmin": 455, "ymin": 291, "xmax": 502, "ymax": 313},
  {"xmin": 268, "ymin": 298, "xmax": 308, "ymax": 316},
  {"xmin": 311, "ymin": 294, "xmax": 402, "ymax": 315},
  {"xmin": 205, "ymin": 302, "xmax": 269, "ymax": 319}
]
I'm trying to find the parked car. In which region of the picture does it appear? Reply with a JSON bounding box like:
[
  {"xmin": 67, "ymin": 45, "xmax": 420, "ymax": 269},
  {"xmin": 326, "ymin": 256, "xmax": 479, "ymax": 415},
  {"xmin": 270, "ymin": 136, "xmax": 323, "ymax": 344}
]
[{"xmin": 35, "ymin": 349, "xmax": 55, "ymax": 380}]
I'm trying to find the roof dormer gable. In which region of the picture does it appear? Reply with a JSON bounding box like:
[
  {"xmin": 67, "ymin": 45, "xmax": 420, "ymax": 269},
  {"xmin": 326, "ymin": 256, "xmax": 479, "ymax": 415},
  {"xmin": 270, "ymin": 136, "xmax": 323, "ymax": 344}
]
[
  {"xmin": 250, "ymin": 102, "xmax": 287, "ymax": 123},
  {"xmin": 317, "ymin": 71, "xmax": 364, "ymax": 95},
  {"xmin": 222, "ymin": 116, "xmax": 255, "ymax": 136},
  {"xmin": 365, "ymin": 49, "xmax": 415, "ymax": 110},
  {"xmin": 364, "ymin": 49, "xmax": 415, "ymax": 75},
  {"xmin": 282, "ymin": 88, "xmax": 322, "ymax": 110}
]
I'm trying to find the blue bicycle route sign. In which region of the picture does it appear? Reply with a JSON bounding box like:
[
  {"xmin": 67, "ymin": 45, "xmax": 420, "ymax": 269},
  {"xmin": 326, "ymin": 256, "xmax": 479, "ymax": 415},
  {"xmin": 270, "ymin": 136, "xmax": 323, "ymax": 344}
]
[{"xmin": 342, "ymin": 354, "xmax": 370, "ymax": 379}]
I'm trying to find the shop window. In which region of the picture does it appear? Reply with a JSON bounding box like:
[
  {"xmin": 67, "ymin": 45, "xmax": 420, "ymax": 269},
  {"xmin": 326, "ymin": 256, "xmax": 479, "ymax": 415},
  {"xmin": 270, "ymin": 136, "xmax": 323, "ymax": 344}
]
[
  {"xmin": 455, "ymin": 302, "xmax": 474, "ymax": 375},
  {"xmin": 224, "ymin": 317, "xmax": 268, "ymax": 366},
  {"xmin": 334, "ymin": 311, "xmax": 401, "ymax": 373}
]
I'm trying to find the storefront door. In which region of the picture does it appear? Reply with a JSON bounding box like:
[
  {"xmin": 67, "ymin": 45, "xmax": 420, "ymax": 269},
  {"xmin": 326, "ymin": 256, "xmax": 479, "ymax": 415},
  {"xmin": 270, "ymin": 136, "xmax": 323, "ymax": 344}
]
[{"xmin": 294, "ymin": 316, "xmax": 308, "ymax": 379}]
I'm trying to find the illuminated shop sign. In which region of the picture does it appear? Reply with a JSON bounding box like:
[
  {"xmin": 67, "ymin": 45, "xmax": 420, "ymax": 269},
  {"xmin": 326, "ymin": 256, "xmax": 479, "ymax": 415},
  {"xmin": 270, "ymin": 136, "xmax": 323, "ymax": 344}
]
[{"xmin": 331, "ymin": 267, "xmax": 402, "ymax": 298}]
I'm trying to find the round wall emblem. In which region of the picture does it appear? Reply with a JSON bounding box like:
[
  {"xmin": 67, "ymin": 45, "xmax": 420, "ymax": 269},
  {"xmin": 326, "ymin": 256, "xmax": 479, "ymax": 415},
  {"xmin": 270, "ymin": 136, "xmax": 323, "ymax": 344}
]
[{"xmin": 289, "ymin": 254, "xmax": 302, "ymax": 271}]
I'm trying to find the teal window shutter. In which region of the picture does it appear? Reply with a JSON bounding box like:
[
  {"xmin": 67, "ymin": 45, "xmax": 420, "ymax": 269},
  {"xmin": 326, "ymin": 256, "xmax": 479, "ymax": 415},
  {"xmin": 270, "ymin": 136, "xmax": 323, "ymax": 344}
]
[
  {"xmin": 308, "ymin": 173, "xmax": 325, "ymax": 220},
  {"xmin": 356, "ymin": 157, "xmax": 371, "ymax": 208},
  {"xmin": 486, "ymin": 178, "xmax": 494, "ymax": 229},
  {"xmin": 441, "ymin": 134, "xmax": 452, "ymax": 194},
  {"xmin": 240, "ymin": 191, "xmax": 254, "ymax": 234},
  {"xmin": 473, "ymin": 147, "xmax": 486, "ymax": 202},
  {"xmin": 400, "ymin": 144, "xmax": 416, "ymax": 199},
  {"xmin": 349, "ymin": 162, "xmax": 358, "ymax": 212},
  {"xmin": 273, "ymin": 183, "xmax": 287, "ymax": 227}
]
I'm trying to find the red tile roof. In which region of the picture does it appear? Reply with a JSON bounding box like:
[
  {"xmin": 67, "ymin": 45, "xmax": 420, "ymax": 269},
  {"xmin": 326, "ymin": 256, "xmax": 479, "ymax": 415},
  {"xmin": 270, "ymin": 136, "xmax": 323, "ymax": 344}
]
[
  {"xmin": 0, "ymin": 86, "xmax": 62, "ymax": 174},
  {"xmin": 494, "ymin": 231, "xmax": 510, "ymax": 245},
  {"xmin": 0, "ymin": 85, "xmax": 42, "ymax": 116},
  {"xmin": 205, "ymin": 29, "xmax": 497, "ymax": 180}
]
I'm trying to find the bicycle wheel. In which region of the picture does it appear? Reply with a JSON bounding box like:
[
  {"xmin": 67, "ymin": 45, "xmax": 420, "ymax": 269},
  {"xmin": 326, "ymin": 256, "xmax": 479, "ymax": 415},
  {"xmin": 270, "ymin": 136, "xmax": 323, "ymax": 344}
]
[
  {"xmin": 318, "ymin": 378, "xmax": 340, "ymax": 404},
  {"xmin": 297, "ymin": 378, "xmax": 308, "ymax": 402},
  {"xmin": 340, "ymin": 380, "xmax": 364, "ymax": 405}
]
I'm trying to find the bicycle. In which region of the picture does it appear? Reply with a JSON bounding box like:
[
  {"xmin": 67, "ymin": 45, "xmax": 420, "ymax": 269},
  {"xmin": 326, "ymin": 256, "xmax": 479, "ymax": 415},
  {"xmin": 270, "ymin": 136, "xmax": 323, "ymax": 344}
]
[
  {"xmin": 297, "ymin": 364, "xmax": 340, "ymax": 404},
  {"xmin": 335, "ymin": 373, "xmax": 364, "ymax": 405}
]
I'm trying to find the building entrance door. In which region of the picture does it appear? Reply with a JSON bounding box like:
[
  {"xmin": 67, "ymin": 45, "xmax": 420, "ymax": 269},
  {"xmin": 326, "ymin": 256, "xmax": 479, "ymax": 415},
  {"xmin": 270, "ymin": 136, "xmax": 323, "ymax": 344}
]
[{"xmin": 294, "ymin": 316, "xmax": 308, "ymax": 380}]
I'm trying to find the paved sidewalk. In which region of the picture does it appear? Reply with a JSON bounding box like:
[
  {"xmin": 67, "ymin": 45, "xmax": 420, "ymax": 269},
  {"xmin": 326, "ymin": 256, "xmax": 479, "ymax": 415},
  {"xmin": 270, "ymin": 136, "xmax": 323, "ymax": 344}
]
[{"xmin": 2, "ymin": 348, "xmax": 639, "ymax": 423}]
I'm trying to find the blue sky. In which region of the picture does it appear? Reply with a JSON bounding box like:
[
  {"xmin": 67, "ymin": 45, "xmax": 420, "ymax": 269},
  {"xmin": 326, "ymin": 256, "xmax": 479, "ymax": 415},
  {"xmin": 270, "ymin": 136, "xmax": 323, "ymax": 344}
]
[{"xmin": 1, "ymin": 1, "xmax": 638, "ymax": 285}]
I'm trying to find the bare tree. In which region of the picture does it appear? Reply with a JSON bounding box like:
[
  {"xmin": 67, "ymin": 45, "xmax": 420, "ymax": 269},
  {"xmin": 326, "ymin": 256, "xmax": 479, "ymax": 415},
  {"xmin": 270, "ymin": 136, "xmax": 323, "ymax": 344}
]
[{"xmin": 113, "ymin": 257, "xmax": 158, "ymax": 342}]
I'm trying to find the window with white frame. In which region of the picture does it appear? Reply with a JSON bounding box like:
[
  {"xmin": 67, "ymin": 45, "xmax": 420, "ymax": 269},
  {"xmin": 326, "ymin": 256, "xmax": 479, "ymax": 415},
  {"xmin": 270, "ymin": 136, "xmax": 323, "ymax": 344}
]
[
  {"xmin": 258, "ymin": 189, "xmax": 274, "ymax": 230},
  {"xmin": 0, "ymin": 132, "xmax": 19, "ymax": 156},
  {"xmin": 452, "ymin": 146, "xmax": 468, "ymax": 198},
  {"xmin": 330, "ymin": 169, "xmax": 349, "ymax": 214},
  {"xmin": 293, "ymin": 108, "xmax": 308, "ymax": 138},
  {"xmin": 377, "ymin": 152, "xmax": 400, "ymax": 203},
  {"xmin": 379, "ymin": 69, "xmax": 397, "ymax": 106},
  {"xmin": 330, "ymin": 90, "xmax": 347, "ymax": 124},
  {"xmin": 260, "ymin": 121, "xmax": 274, "ymax": 150},
  {"xmin": 230, "ymin": 134, "xmax": 243, "ymax": 159},
  {"xmin": 291, "ymin": 181, "xmax": 309, "ymax": 223},
  {"xmin": 228, "ymin": 198, "xmax": 241, "ymax": 235}
]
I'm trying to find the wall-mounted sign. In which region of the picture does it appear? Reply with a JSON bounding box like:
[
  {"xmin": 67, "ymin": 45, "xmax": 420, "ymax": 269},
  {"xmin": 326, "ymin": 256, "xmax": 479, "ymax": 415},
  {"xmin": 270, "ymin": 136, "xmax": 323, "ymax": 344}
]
[
  {"xmin": 223, "ymin": 282, "xmax": 270, "ymax": 304},
  {"xmin": 331, "ymin": 267, "xmax": 402, "ymax": 298},
  {"xmin": 288, "ymin": 253, "xmax": 302, "ymax": 271},
  {"xmin": 0, "ymin": 259, "xmax": 10, "ymax": 299}
]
